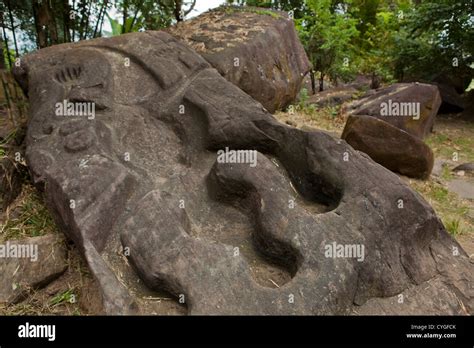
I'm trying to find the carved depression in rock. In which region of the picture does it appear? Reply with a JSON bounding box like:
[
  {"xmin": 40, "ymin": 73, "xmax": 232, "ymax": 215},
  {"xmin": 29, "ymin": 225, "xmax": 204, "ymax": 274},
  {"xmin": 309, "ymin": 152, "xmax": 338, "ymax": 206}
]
[{"xmin": 14, "ymin": 31, "xmax": 473, "ymax": 315}]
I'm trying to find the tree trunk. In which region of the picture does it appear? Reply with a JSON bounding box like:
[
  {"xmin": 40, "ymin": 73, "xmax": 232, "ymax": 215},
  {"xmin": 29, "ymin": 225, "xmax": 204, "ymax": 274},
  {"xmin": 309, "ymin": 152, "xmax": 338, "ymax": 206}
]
[
  {"xmin": 1, "ymin": 15, "xmax": 13, "ymax": 68},
  {"xmin": 5, "ymin": 0, "xmax": 19, "ymax": 57},
  {"xmin": 319, "ymin": 73, "xmax": 324, "ymax": 92},
  {"xmin": 83, "ymin": 0, "xmax": 93, "ymax": 39},
  {"xmin": 310, "ymin": 70, "xmax": 316, "ymax": 95},
  {"xmin": 122, "ymin": 0, "xmax": 128, "ymax": 34},
  {"xmin": 63, "ymin": 0, "xmax": 72, "ymax": 42},
  {"xmin": 71, "ymin": 0, "xmax": 76, "ymax": 41},
  {"xmin": 0, "ymin": 35, "xmax": 6, "ymax": 70},
  {"xmin": 174, "ymin": 0, "xmax": 183, "ymax": 22},
  {"xmin": 32, "ymin": 0, "xmax": 58, "ymax": 48},
  {"xmin": 93, "ymin": 0, "xmax": 108, "ymax": 38},
  {"xmin": 370, "ymin": 72, "xmax": 380, "ymax": 89},
  {"xmin": 129, "ymin": 7, "xmax": 139, "ymax": 32},
  {"xmin": 48, "ymin": 4, "xmax": 59, "ymax": 45},
  {"xmin": 78, "ymin": 0, "xmax": 87, "ymax": 40}
]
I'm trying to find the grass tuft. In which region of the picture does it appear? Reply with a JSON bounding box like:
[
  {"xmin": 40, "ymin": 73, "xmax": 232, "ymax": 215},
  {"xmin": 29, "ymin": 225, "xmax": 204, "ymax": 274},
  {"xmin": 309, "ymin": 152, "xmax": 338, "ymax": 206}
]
[{"xmin": 0, "ymin": 184, "xmax": 58, "ymax": 242}]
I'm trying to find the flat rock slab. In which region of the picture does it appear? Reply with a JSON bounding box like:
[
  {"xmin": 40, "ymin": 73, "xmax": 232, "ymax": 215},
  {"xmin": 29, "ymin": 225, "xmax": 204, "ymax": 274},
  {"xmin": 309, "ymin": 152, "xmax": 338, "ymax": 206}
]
[
  {"xmin": 14, "ymin": 31, "xmax": 473, "ymax": 315},
  {"xmin": 346, "ymin": 83, "xmax": 441, "ymax": 139},
  {"xmin": 448, "ymin": 179, "xmax": 474, "ymax": 200},
  {"xmin": 0, "ymin": 234, "xmax": 67, "ymax": 303},
  {"xmin": 167, "ymin": 6, "xmax": 311, "ymax": 113}
]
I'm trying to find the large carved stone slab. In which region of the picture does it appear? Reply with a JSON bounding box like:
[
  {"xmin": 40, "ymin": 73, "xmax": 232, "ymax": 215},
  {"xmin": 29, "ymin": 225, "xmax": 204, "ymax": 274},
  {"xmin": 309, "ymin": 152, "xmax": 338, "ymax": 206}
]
[
  {"xmin": 14, "ymin": 31, "xmax": 473, "ymax": 315},
  {"xmin": 167, "ymin": 7, "xmax": 311, "ymax": 113}
]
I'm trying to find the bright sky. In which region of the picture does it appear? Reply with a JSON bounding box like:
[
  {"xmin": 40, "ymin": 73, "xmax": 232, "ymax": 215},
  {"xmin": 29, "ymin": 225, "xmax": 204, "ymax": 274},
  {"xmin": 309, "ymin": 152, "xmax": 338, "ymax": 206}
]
[
  {"xmin": 102, "ymin": 0, "xmax": 225, "ymax": 33},
  {"xmin": 191, "ymin": 0, "xmax": 226, "ymax": 18}
]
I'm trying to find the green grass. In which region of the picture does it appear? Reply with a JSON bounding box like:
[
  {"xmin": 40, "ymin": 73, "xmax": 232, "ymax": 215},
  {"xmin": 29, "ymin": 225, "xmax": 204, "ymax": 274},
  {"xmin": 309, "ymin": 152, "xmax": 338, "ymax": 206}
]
[
  {"xmin": 254, "ymin": 9, "xmax": 282, "ymax": 18},
  {"xmin": 445, "ymin": 219, "xmax": 463, "ymax": 236},
  {"xmin": 426, "ymin": 128, "xmax": 474, "ymax": 163},
  {"xmin": 409, "ymin": 178, "xmax": 471, "ymax": 236},
  {"xmin": 50, "ymin": 288, "xmax": 76, "ymax": 307},
  {"xmin": 432, "ymin": 186, "xmax": 449, "ymax": 202},
  {"xmin": 221, "ymin": 6, "xmax": 283, "ymax": 19},
  {"xmin": 440, "ymin": 165, "xmax": 454, "ymax": 181},
  {"xmin": 0, "ymin": 185, "xmax": 58, "ymax": 241}
]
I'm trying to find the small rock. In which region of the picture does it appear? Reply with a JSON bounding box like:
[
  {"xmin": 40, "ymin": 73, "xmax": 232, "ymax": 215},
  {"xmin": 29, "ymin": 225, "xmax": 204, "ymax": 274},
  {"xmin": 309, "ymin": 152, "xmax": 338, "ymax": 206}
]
[
  {"xmin": 453, "ymin": 162, "xmax": 474, "ymax": 175},
  {"xmin": 431, "ymin": 159, "xmax": 446, "ymax": 177}
]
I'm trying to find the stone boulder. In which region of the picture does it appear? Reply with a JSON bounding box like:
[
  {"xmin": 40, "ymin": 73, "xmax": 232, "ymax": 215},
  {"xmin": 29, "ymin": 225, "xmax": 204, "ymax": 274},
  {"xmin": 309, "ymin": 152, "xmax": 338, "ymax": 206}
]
[
  {"xmin": 0, "ymin": 234, "xmax": 67, "ymax": 303},
  {"xmin": 306, "ymin": 86, "xmax": 358, "ymax": 107},
  {"xmin": 13, "ymin": 31, "xmax": 473, "ymax": 315},
  {"xmin": 346, "ymin": 83, "xmax": 442, "ymax": 139},
  {"xmin": 436, "ymin": 83, "xmax": 465, "ymax": 114},
  {"xmin": 167, "ymin": 6, "xmax": 311, "ymax": 113},
  {"xmin": 342, "ymin": 115, "xmax": 434, "ymax": 179}
]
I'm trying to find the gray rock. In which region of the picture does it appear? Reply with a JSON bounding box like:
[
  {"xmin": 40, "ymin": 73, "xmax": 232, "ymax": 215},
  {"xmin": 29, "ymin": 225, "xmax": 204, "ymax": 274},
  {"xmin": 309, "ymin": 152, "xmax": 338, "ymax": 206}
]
[
  {"xmin": 453, "ymin": 162, "xmax": 474, "ymax": 175},
  {"xmin": 431, "ymin": 159, "xmax": 447, "ymax": 178},
  {"xmin": 0, "ymin": 234, "xmax": 67, "ymax": 303},
  {"xmin": 448, "ymin": 179, "xmax": 474, "ymax": 200},
  {"xmin": 13, "ymin": 31, "xmax": 473, "ymax": 315}
]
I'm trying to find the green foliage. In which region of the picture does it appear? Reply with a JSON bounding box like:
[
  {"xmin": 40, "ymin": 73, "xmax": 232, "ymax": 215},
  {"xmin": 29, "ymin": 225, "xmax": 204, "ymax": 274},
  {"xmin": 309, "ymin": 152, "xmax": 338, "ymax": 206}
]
[
  {"xmin": 393, "ymin": 0, "xmax": 474, "ymax": 85},
  {"xmin": 298, "ymin": 0, "xmax": 359, "ymax": 86},
  {"xmin": 50, "ymin": 288, "xmax": 76, "ymax": 306},
  {"xmin": 104, "ymin": 13, "xmax": 123, "ymax": 37},
  {"xmin": 103, "ymin": 13, "xmax": 142, "ymax": 36},
  {"xmin": 2, "ymin": 47, "xmax": 16, "ymax": 70},
  {"xmin": 2, "ymin": 0, "xmax": 473, "ymax": 92}
]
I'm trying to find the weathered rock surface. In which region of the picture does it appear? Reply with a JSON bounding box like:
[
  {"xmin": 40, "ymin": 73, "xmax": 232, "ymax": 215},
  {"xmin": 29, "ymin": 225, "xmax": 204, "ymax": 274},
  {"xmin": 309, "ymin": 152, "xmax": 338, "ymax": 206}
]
[
  {"xmin": 341, "ymin": 115, "xmax": 434, "ymax": 179},
  {"xmin": 448, "ymin": 179, "xmax": 474, "ymax": 201},
  {"xmin": 0, "ymin": 234, "xmax": 67, "ymax": 303},
  {"xmin": 346, "ymin": 83, "xmax": 442, "ymax": 139},
  {"xmin": 167, "ymin": 7, "xmax": 311, "ymax": 113},
  {"xmin": 14, "ymin": 31, "xmax": 473, "ymax": 315},
  {"xmin": 307, "ymin": 86, "xmax": 358, "ymax": 107}
]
